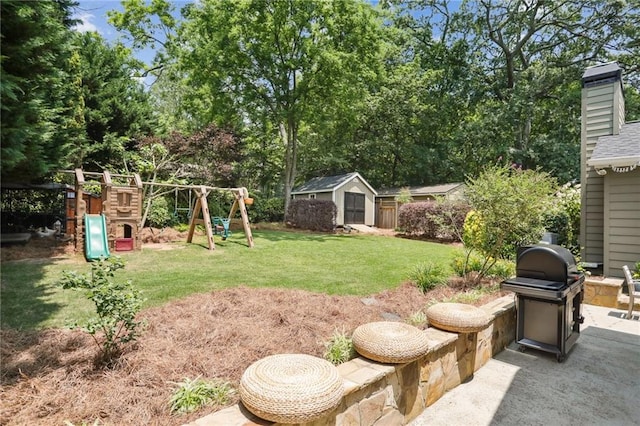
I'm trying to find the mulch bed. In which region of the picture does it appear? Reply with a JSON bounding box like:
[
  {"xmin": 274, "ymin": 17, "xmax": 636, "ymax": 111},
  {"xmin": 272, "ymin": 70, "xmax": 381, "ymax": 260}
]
[{"xmin": 1, "ymin": 230, "xmax": 505, "ymax": 425}]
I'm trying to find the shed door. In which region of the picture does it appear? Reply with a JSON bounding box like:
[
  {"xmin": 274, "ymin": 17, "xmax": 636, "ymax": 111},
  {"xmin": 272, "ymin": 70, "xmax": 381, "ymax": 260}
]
[{"xmin": 344, "ymin": 192, "xmax": 365, "ymax": 224}]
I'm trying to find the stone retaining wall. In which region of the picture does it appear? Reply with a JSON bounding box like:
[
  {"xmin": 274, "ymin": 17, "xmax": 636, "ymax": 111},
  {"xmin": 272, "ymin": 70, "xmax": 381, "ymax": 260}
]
[
  {"xmin": 187, "ymin": 296, "xmax": 516, "ymax": 426},
  {"xmin": 583, "ymin": 277, "xmax": 623, "ymax": 308}
]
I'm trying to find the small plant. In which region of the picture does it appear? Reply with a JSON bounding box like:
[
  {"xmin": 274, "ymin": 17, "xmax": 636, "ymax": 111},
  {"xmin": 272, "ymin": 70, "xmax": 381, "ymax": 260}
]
[
  {"xmin": 59, "ymin": 257, "xmax": 144, "ymax": 366},
  {"xmin": 323, "ymin": 328, "xmax": 355, "ymax": 365},
  {"xmin": 409, "ymin": 262, "xmax": 448, "ymax": 292},
  {"xmin": 406, "ymin": 311, "xmax": 427, "ymax": 327},
  {"xmin": 394, "ymin": 187, "xmax": 413, "ymax": 204},
  {"xmin": 633, "ymin": 262, "xmax": 640, "ymax": 280},
  {"xmin": 169, "ymin": 377, "xmax": 235, "ymax": 414},
  {"xmin": 451, "ymin": 250, "xmax": 514, "ymax": 280}
]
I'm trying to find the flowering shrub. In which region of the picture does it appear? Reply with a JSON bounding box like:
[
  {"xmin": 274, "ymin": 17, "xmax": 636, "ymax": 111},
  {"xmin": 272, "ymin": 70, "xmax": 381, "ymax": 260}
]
[{"xmin": 543, "ymin": 182, "xmax": 580, "ymax": 254}]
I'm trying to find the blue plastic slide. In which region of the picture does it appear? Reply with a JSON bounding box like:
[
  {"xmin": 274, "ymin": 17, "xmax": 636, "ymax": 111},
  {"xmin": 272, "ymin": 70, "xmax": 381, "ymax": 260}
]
[{"xmin": 84, "ymin": 214, "xmax": 110, "ymax": 260}]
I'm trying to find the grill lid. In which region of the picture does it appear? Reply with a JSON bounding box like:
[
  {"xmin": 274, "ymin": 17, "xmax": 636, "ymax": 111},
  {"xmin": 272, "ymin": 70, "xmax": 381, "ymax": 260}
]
[{"xmin": 516, "ymin": 244, "xmax": 578, "ymax": 283}]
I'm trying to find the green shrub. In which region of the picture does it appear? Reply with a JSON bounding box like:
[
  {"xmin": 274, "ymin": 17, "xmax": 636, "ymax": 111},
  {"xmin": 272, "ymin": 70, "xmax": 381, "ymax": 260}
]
[
  {"xmin": 147, "ymin": 196, "xmax": 174, "ymax": 228},
  {"xmin": 488, "ymin": 258, "xmax": 516, "ymax": 279},
  {"xmin": 463, "ymin": 165, "xmax": 557, "ymax": 283},
  {"xmin": 250, "ymin": 195, "xmax": 285, "ymax": 223},
  {"xmin": 58, "ymin": 257, "xmax": 144, "ymax": 366},
  {"xmin": 409, "ymin": 262, "xmax": 449, "ymax": 292},
  {"xmin": 452, "ymin": 250, "xmax": 515, "ymax": 279},
  {"xmin": 173, "ymin": 223, "xmax": 190, "ymax": 232},
  {"xmin": 169, "ymin": 377, "xmax": 235, "ymax": 414},
  {"xmin": 323, "ymin": 328, "xmax": 355, "ymax": 365}
]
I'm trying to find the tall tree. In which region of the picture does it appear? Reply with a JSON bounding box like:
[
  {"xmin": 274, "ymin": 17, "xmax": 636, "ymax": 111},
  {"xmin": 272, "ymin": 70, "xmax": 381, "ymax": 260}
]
[
  {"xmin": 388, "ymin": 0, "xmax": 639, "ymax": 182},
  {"xmin": 111, "ymin": 0, "xmax": 384, "ymax": 213},
  {"xmin": 75, "ymin": 31, "xmax": 155, "ymax": 172},
  {"xmin": 1, "ymin": 0, "xmax": 81, "ymax": 182}
]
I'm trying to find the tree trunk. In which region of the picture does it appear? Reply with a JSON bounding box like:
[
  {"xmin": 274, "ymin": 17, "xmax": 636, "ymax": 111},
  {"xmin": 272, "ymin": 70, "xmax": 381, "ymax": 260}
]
[{"xmin": 281, "ymin": 121, "xmax": 297, "ymax": 221}]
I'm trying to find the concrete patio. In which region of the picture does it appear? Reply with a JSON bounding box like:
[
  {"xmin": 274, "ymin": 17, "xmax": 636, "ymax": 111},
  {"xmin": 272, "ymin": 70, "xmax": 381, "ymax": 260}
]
[{"xmin": 409, "ymin": 303, "xmax": 640, "ymax": 426}]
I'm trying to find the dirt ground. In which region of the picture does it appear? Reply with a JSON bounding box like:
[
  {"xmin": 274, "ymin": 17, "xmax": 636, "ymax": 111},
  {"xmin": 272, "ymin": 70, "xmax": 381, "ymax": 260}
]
[{"xmin": 0, "ymin": 229, "xmax": 504, "ymax": 426}]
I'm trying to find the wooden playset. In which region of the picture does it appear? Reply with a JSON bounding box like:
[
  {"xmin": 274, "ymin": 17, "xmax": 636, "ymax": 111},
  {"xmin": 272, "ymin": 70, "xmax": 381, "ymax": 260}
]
[
  {"xmin": 73, "ymin": 169, "xmax": 144, "ymax": 256},
  {"xmin": 70, "ymin": 169, "xmax": 254, "ymax": 255}
]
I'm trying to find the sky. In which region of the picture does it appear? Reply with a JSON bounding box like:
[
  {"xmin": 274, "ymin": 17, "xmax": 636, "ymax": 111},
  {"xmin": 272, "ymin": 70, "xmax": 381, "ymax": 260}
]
[
  {"xmin": 72, "ymin": 0, "xmax": 193, "ymax": 86},
  {"xmin": 73, "ymin": 0, "xmax": 157, "ymax": 66}
]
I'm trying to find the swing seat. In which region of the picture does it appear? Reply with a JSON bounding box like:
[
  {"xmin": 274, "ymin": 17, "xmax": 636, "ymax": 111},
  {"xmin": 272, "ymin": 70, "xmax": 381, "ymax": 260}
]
[{"xmin": 213, "ymin": 217, "xmax": 231, "ymax": 240}]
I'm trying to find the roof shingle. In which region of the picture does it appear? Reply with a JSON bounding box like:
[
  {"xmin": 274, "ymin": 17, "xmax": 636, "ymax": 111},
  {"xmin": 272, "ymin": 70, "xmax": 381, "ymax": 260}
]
[{"xmin": 590, "ymin": 121, "xmax": 640, "ymax": 161}]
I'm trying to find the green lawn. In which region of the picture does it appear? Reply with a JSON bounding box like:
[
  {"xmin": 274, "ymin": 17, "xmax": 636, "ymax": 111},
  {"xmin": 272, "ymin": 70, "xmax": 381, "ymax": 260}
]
[{"xmin": 0, "ymin": 230, "xmax": 457, "ymax": 330}]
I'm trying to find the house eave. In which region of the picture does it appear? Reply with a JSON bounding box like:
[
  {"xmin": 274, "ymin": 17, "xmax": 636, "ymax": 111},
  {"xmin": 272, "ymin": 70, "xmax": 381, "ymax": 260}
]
[
  {"xmin": 290, "ymin": 189, "xmax": 333, "ymax": 196},
  {"xmin": 587, "ymin": 156, "xmax": 640, "ymax": 174}
]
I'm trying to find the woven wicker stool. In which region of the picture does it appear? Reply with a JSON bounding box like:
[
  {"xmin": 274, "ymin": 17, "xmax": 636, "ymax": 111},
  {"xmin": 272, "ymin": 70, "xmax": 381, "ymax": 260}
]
[
  {"xmin": 426, "ymin": 303, "xmax": 492, "ymax": 333},
  {"xmin": 239, "ymin": 354, "xmax": 343, "ymax": 424},
  {"xmin": 352, "ymin": 321, "xmax": 431, "ymax": 363}
]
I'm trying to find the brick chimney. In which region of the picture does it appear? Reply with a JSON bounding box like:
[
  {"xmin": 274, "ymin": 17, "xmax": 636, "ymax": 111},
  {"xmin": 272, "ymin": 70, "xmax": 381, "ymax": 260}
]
[{"xmin": 580, "ymin": 63, "xmax": 625, "ymax": 266}]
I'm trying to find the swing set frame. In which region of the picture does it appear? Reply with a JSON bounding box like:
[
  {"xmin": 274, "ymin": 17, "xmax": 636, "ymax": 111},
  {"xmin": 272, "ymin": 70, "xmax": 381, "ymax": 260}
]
[
  {"xmin": 137, "ymin": 181, "xmax": 254, "ymax": 250},
  {"xmin": 64, "ymin": 169, "xmax": 254, "ymax": 251}
]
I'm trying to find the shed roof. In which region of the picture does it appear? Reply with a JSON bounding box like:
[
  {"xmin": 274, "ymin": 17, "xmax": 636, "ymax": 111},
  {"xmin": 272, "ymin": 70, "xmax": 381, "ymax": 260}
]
[
  {"xmin": 376, "ymin": 183, "xmax": 464, "ymax": 198},
  {"xmin": 292, "ymin": 172, "xmax": 377, "ymax": 195},
  {"xmin": 588, "ymin": 121, "xmax": 640, "ymax": 172}
]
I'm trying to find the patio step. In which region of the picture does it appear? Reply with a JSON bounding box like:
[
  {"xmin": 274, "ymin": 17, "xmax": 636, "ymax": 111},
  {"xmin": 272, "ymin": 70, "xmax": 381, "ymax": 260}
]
[{"xmin": 616, "ymin": 293, "xmax": 640, "ymax": 311}]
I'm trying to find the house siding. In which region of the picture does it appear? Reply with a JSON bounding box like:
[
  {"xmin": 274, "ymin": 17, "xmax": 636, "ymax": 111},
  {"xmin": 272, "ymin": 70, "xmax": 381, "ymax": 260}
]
[
  {"xmin": 581, "ymin": 79, "xmax": 624, "ymax": 265},
  {"xmin": 316, "ymin": 192, "xmax": 332, "ymax": 201},
  {"xmin": 603, "ymin": 169, "xmax": 640, "ymax": 277}
]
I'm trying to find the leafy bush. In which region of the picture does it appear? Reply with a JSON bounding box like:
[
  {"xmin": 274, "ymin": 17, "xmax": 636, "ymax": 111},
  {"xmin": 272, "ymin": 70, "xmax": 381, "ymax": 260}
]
[
  {"xmin": 440, "ymin": 283, "xmax": 501, "ymax": 304},
  {"xmin": 286, "ymin": 199, "xmax": 336, "ymax": 231},
  {"xmin": 323, "ymin": 328, "xmax": 355, "ymax": 365},
  {"xmin": 169, "ymin": 377, "xmax": 235, "ymax": 414},
  {"xmin": 147, "ymin": 196, "xmax": 174, "ymax": 228},
  {"xmin": 59, "ymin": 257, "xmax": 144, "ymax": 366},
  {"xmin": 409, "ymin": 262, "xmax": 449, "ymax": 292},
  {"xmin": 250, "ymin": 195, "xmax": 285, "ymax": 223},
  {"xmin": 462, "ymin": 165, "xmax": 557, "ymax": 283}
]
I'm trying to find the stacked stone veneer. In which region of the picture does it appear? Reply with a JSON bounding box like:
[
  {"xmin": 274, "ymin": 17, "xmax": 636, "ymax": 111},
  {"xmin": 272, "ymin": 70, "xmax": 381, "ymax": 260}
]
[
  {"xmin": 187, "ymin": 296, "xmax": 515, "ymax": 426},
  {"xmin": 583, "ymin": 277, "xmax": 623, "ymax": 308}
]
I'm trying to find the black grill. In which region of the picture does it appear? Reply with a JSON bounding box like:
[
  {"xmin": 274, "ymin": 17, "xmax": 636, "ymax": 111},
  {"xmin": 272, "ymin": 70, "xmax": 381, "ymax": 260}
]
[{"xmin": 501, "ymin": 244, "xmax": 585, "ymax": 362}]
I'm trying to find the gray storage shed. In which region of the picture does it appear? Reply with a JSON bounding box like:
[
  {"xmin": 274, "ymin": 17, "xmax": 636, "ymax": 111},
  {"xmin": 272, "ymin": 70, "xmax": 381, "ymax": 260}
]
[{"xmin": 291, "ymin": 172, "xmax": 377, "ymax": 226}]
